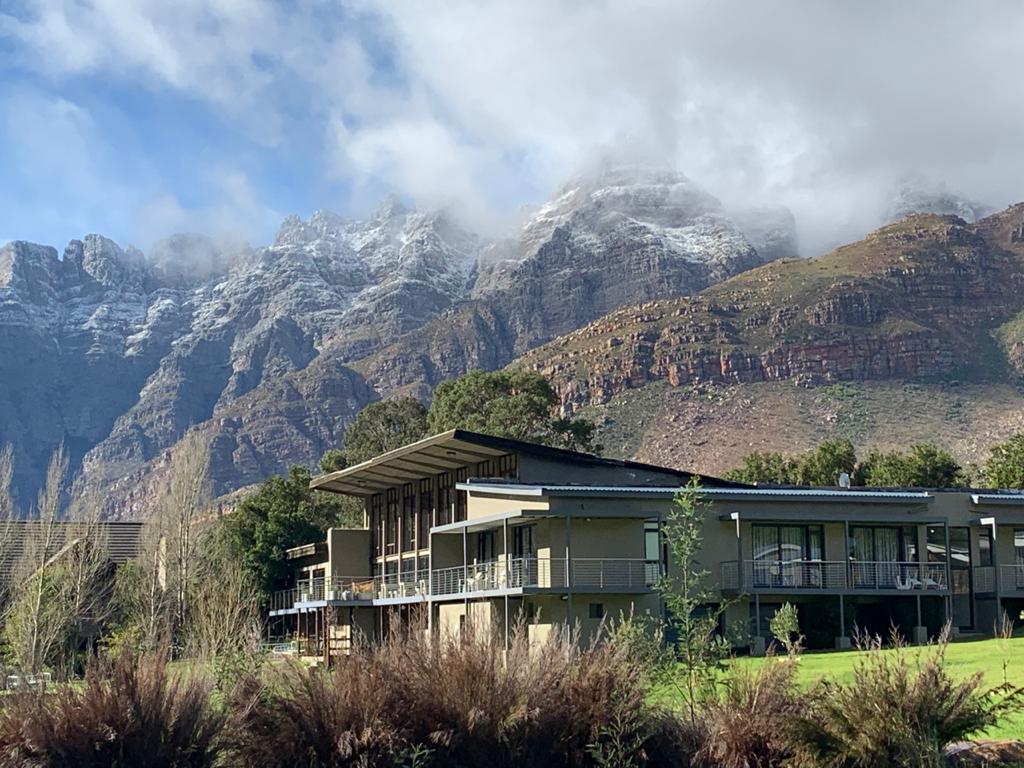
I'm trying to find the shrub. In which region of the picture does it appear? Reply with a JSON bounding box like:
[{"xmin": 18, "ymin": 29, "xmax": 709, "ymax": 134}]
[
  {"xmin": 787, "ymin": 629, "xmax": 1024, "ymax": 768},
  {"xmin": 692, "ymin": 656, "xmax": 803, "ymax": 768},
  {"xmin": 224, "ymin": 623, "xmax": 681, "ymax": 768},
  {"xmin": 0, "ymin": 650, "xmax": 223, "ymax": 768}
]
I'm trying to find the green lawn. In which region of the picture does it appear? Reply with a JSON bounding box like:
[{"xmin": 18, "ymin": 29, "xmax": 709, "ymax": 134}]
[{"xmin": 658, "ymin": 636, "xmax": 1024, "ymax": 740}]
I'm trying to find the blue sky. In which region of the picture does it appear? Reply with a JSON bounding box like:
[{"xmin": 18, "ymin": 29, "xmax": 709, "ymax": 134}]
[{"xmin": 1, "ymin": 1, "xmax": 1023, "ymax": 256}]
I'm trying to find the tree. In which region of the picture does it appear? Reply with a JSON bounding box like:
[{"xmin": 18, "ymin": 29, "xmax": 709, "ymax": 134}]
[
  {"xmin": 182, "ymin": 525, "xmax": 263, "ymax": 688},
  {"xmin": 726, "ymin": 439, "xmax": 856, "ymax": 487},
  {"xmin": 794, "ymin": 439, "xmax": 857, "ymax": 486},
  {"xmin": 983, "ymin": 433, "xmax": 1024, "ymax": 489},
  {"xmin": 427, "ymin": 370, "xmax": 598, "ymax": 452},
  {"xmin": 3, "ymin": 447, "xmax": 75, "ymax": 674},
  {"xmin": 336, "ymin": 397, "xmax": 428, "ymax": 467},
  {"xmin": 725, "ymin": 451, "xmax": 798, "ymax": 485},
  {"xmin": 856, "ymin": 443, "xmax": 969, "ymax": 488},
  {"xmin": 657, "ymin": 478, "xmax": 734, "ymax": 723},
  {"xmin": 157, "ymin": 430, "xmax": 213, "ymax": 641},
  {"xmin": 223, "ymin": 465, "xmax": 359, "ymax": 596}
]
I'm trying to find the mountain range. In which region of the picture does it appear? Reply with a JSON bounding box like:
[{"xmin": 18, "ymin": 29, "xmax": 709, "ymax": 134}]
[{"xmin": 1, "ymin": 165, "xmax": 800, "ymax": 515}]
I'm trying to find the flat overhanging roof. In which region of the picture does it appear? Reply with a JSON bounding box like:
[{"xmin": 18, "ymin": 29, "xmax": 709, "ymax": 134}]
[
  {"xmin": 309, "ymin": 429, "xmax": 729, "ymax": 496},
  {"xmin": 971, "ymin": 493, "xmax": 1024, "ymax": 506},
  {"xmin": 460, "ymin": 483, "xmax": 934, "ymax": 503}
]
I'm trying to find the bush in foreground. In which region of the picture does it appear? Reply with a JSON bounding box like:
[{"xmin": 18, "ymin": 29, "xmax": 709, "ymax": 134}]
[
  {"xmin": 787, "ymin": 629, "xmax": 1024, "ymax": 768},
  {"xmin": 0, "ymin": 651, "xmax": 222, "ymax": 768},
  {"xmin": 223, "ymin": 624, "xmax": 682, "ymax": 768}
]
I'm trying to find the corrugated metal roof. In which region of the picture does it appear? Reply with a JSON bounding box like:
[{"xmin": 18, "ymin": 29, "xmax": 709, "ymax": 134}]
[
  {"xmin": 0, "ymin": 520, "xmax": 143, "ymax": 581},
  {"xmin": 971, "ymin": 493, "xmax": 1024, "ymax": 506},
  {"xmin": 460, "ymin": 483, "xmax": 933, "ymax": 503}
]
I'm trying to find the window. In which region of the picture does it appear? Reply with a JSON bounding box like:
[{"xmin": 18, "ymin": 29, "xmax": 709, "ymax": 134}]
[
  {"xmin": 438, "ymin": 472, "xmax": 455, "ymax": 526},
  {"xmin": 477, "ymin": 531, "xmax": 496, "ymax": 562},
  {"xmin": 1015, "ymin": 529, "xmax": 1024, "ymax": 589},
  {"xmin": 475, "ymin": 454, "xmax": 518, "ymax": 480},
  {"xmin": 512, "ymin": 524, "xmax": 535, "ymax": 559},
  {"xmin": 370, "ymin": 494, "xmax": 383, "ymax": 558},
  {"xmin": 588, "ymin": 603, "xmax": 605, "ymax": 620},
  {"xmin": 851, "ymin": 525, "xmax": 918, "ymax": 588},
  {"xmin": 645, "ymin": 521, "xmax": 666, "ymax": 578},
  {"xmin": 751, "ymin": 524, "xmax": 825, "ymax": 588},
  {"xmin": 455, "ymin": 467, "xmax": 469, "ymax": 522},
  {"xmin": 385, "ymin": 489, "xmax": 399, "ymax": 554},
  {"xmin": 401, "ymin": 484, "xmax": 415, "ymax": 551},
  {"xmin": 418, "ymin": 479, "xmax": 432, "ymax": 549},
  {"xmin": 979, "ymin": 528, "xmax": 993, "ymax": 567}
]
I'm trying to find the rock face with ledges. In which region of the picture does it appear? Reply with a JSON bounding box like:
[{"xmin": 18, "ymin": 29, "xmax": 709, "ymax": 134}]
[{"xmin": 516, "ymin": 207, "xmax": 1024, "ymax": 415}]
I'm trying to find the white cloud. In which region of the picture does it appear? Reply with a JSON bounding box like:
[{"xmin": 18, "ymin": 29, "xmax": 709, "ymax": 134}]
[
  {"xmin": 136, "ymin": 169, "xmax": 283, "ymax": 250},
  {"xmin": 3, "ymin": 0, "xmax": 1024, "ymax": 252}
]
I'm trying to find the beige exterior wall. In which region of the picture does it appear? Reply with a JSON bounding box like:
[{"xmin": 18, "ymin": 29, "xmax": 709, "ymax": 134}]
[{"xmin": 327, "ymin": 528, "xmax": 371, "ymax": 578}]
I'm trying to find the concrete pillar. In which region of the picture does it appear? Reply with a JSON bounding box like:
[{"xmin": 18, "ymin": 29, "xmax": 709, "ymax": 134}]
[
  {"xmin": 912, "ymin": 625, "xmax": 928, "ymax": 645},
  {"xmin": 836, "ymin": 593, "xmax": 849, "ymax": 649}
]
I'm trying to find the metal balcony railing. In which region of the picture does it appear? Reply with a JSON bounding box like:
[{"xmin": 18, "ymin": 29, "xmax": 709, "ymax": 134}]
[
  {"xmin": 271, "ymin": 558, "xmax": 660, "ymax": 609},
  {"xmin": 431, "ymin": 557, "xmax": 656, "ymax": 596},
  {"xmin": 720, "ymin": 560, "xmax": 949, "ymax": 592},
  {"xmin": 973, "ymin": 564, "xmax": 1024, "ymax": 594}
]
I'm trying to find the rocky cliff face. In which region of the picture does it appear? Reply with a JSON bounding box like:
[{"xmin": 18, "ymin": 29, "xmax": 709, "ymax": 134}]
[
  {"xmin": 0, "ymin": 203, "xmax": 477, "ymax": 513},
  {"xmin": 2, "ymin": 167, "xmax": 786, "ymax": 515},
  {"xmin": 356, "ymin": 165, "xmax": 788, "ymax": 398},
  {"xmin": 516, "ymin": 206, "xmax": 1024, "ymax": 415}
]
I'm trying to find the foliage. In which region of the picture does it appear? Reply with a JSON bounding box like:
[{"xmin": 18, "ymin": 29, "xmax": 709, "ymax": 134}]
[
  {"xmin": 223, "ymin": 466, "xmax": 359, "ymax": 596},
  {"xmin": 325, "ymin": 397, "xmax": 429, "ymax": 470},
  {"xmin": 0, "ymin": 650, "xmax": 223, "ymax": 768},
  {"xmin": 427, "ymin": 370, "xmax": 599, "ymax": 452},
  {"xmin": 693, "ymin": 657, "xmax": 803, "ymax": 768},
  {"xmin": 726, "ymin": 439, "xmax": 856, "ymax": 486},
  {"xmin": 657, "ymin": 479, "xmax": 734, "ymax": 722},
  {"xmin": 223, "ymin": 625, "xmax": 677, "ymax": 768},
  {"xmin": 787, "ymin": 629, "xmax": 1024, "ymax": 768},
  {"xmin": 983, "ymin": 432, "xmax": 1024, "ymax": 489},
  {"xmin": 728, "ymin": 439, "xmax": 973, "ymax": 489},
  {"xmin": 769, "ymin": 602, "xmax": 803, "ymax": 655},
  {"xmin": 855, "ymin": 443, "xmax": 970, "ymax": 488}
]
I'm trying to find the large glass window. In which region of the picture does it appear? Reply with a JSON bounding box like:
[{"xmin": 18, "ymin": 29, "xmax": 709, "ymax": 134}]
[
  {"xmin": 417, "ymin": 479, "xmax": 432, "ymax": 550},
  {"xmin": 849, "ymin": 525, "xmax": 916, "ymax": 588},
  {"xmin": 370, "ymin": 494, "xmax": 383, "ymax": 558},
  {"xmin": 437, "ymin": 472, "xmax": 455, "ymax": 527},
  {"xmin": 385, "ymin": 489, "xmax": 399, "ymax": 555},
  {"xmin": 401, "ymin": 484, "xmax": 415, "ymax": 552},
  {"xmin": 978, "ymin": 528, "xmax": 993, "ymax": 567},
  {"xmin": 751, "ymin": 524, "xmax": 824, "ymax": 588},
  {"xmin": 455, "ymin": 467, "xmax": 469, "ymax": 522},
  {"xmin": 513, "ymin": 524, "xmax": 535, "ymax": 559}
]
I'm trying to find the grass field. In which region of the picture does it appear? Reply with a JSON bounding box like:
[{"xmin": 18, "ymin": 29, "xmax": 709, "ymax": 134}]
[{"xmin": 657, "ymin": 636, "xmax": 1024, "ymax": 740}]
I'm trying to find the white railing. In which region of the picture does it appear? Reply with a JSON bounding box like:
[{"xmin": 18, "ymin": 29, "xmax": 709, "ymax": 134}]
[
  {"xmin": 721, "ymin": 560, "xmax": 949, "ymax": 592},
  {"xmin": 431, "ymin": 557, "xmax": 656, "ymax": 596},
  {"xmin": 374, "ymin": 570, "xmax": 430, "ymax": 600},
  {"xmin": 1003, "ymin": 565, "xmax": 1024, "ymax": 592},
  {"xmin": 273, "ymin": 559, "xmax": 659, "ymax": 608}
]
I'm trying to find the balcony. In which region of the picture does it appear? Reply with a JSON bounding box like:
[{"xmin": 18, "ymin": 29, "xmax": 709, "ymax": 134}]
[
  {"xmin": 720, "ymin": 560, "xmax": 949, "ymax": 593},
  {"xmin": 269, "ymin": 559, "xmax": 659, "ymax": 611},
  {"xmin": 973, "ymin": 564, "xmax": 1024, "ymax": 595},
  {"xmin": 431, "ymin": 557, "xmax": 657, "ymax": 597}
]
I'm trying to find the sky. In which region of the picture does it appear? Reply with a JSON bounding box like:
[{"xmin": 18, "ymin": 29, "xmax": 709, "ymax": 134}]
[{"xmin": 2, "ymin": 0, "xmax": 1024, "ymax": 256}]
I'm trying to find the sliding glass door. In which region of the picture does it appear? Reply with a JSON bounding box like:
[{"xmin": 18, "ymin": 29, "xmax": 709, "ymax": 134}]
[
  {"xmin": 850, "ymin": 525, "xmax": 916, "ymax": 588},
  {"xmin": 752, "ymin": 524, "xmax": 824, "ymax": 588}
]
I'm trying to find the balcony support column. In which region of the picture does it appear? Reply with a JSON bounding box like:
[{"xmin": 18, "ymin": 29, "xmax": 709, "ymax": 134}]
[
  {"xmin": 565, "ymin": 515, "xmax": 573, "ymax": 642},
  {"xmin": 427, "ymin": 527, "xmax": 434, "ymax": 638},
  {"xmin": 463, "ymin": 527, "xmax": 469, "ymax": 613},
  {"xmin": 503, "ymin": 518, "xmax": 510, "ymax": 652},
  {"xmin": 943, "ymin": 524, "xmax": 954, "ymax": 634},
  {"xmin": 751, "ymin": 594, "xmax": 765, "ymax": 656},
  {"xmin": 836, "ymin": 594, "xmax": 850, "ymax": 650}
]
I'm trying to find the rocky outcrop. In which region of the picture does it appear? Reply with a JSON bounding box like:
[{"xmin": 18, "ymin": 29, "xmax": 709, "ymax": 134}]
[{"xmin": 518, "ymin": 208, "xmax": 1024, "ymax": 414}]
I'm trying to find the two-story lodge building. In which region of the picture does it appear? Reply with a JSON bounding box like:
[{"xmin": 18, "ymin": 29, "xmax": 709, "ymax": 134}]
[{"xmin": 266, "ymin": 429, "xmax": 1024, "ymax": 661}]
